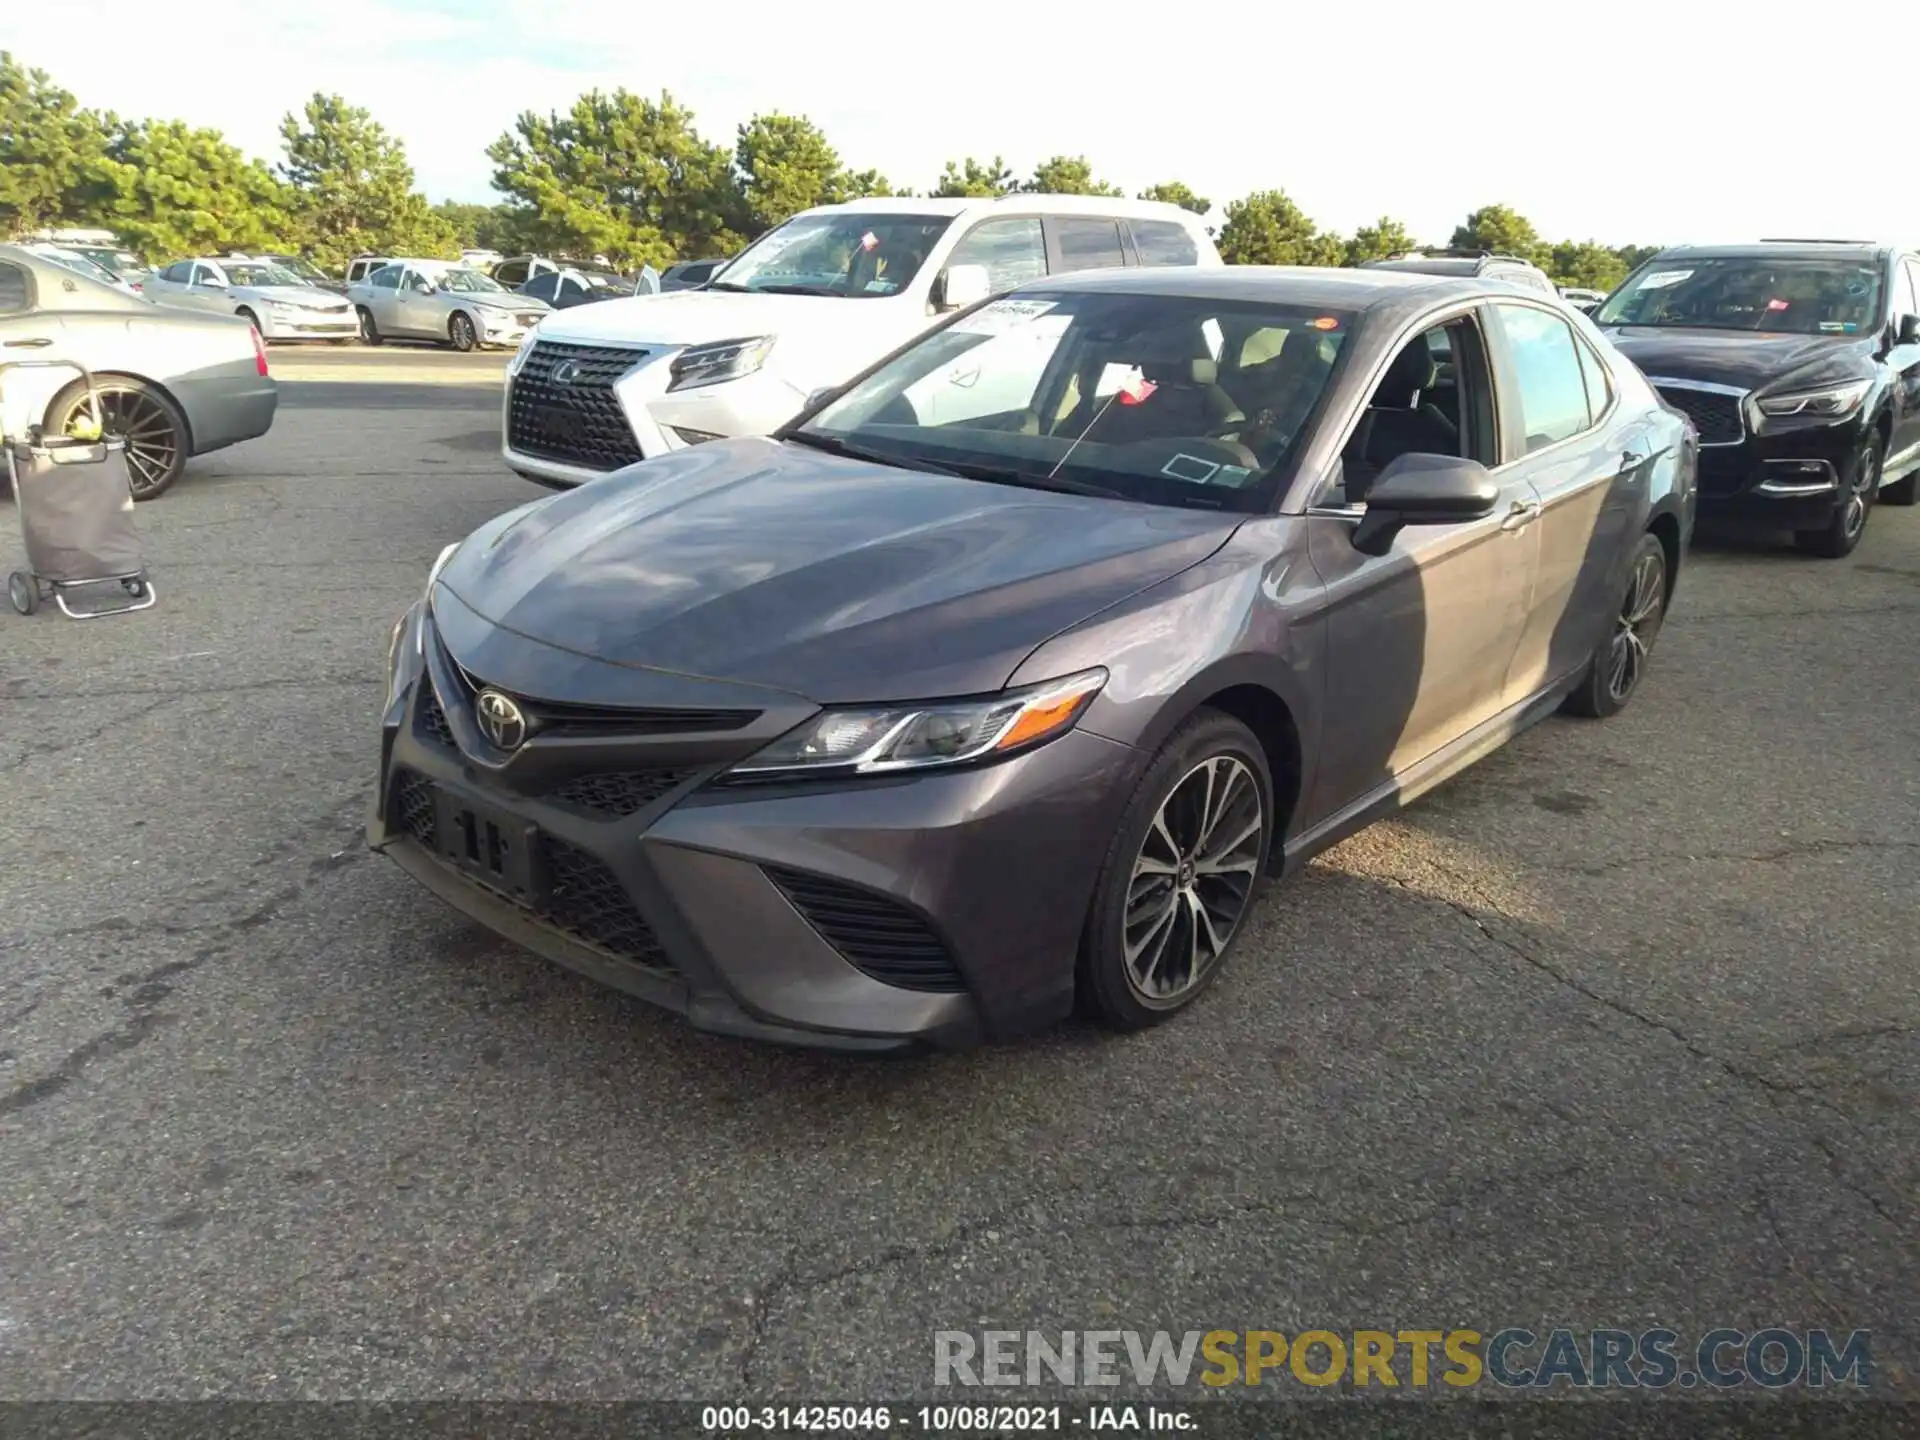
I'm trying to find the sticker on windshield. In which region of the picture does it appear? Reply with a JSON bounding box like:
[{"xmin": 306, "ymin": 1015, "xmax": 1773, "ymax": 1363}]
[
  {"xmin": 860, "ymin": 231, "xmax": 879, "ymax": 251},
  {"xmin": 950, "ymin": 298, "xmax": 1058, "ymax": 335},
  {"xmin": 1635, "ymin": 269, "xmax": 1693, "ymax": 289},
  {"xmin": 1162, "ymin": 453, "xmax": 1221, "ymax": 485}
]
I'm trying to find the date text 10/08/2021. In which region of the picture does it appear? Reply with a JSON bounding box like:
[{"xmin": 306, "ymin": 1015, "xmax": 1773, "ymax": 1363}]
[{"xmin": 702, "ymin": 1406, "xmax": 1192, "ymax": 1432}]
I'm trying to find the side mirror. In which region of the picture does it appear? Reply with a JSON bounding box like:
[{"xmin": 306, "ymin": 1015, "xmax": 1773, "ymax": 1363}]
[
  {"xmin": 1898, "ymin": 314, "xmax": 1920, "ymax": 346},
  {"xmin": 413, "ymin": 279, "xmax": 436, "ymax": 294},
  {"xmin": 936, "ymin": 263, "xmax": 992, "ymax": 312},
  {"xmin": 1350, "ymin": 454, "xmax": 1500, "ymax": 556},
  {"xmin": 197, "ymin": 277, "xmax": 224, "ymax": 288}
]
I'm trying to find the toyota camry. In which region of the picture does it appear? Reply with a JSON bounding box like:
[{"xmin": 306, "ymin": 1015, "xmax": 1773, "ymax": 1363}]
[{"xmin": 370, "ymin": 266, "xmax": 1695, "ymax": 1050}]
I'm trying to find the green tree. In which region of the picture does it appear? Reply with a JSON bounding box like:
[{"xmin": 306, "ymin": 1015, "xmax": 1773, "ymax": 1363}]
[
  {"xmin": 841, "ymin": 168, "xmax": 897, "ymax": 200},
  {"xmin": 432, "ymin": 201, "xmax": 524, "ymax": 251},
  {"xmin": 1023, "ymin": 155, "xmax": 1122, "ymax": 196},
  {"xmin": 1342, "ymin": 216, "xmax": 1417, "ymax": 266},
  {"xmin": 1137, "ymin": 181, "xmax": 1210, "ymax": 216},
  {"xmin": 104, "ymin": 120, "xmax": 293, "ymax": 258},
  {"xmin": 735, "ymin": 113, "xmax": 852, "ymax": 233},
  {"xmin": 0, "ymin": 52, "xmax": 119, "ymax": 236},
  {"xmin": 1448, "ymin": 203, "xmax": 1544, "ymax": 263},
  {"xmin": 1546, "ymin": 239, "xmax": 1628, "ymax": 292},
  {"xmin": 1614, "ymin": 243, "xmax": 1662, "ymax": 273},
  {"xmin": 931, "ymin": 156, "xmax": 1014, "ymax": 198},
  {"xmin": 487, "ymin": 89, "xmax": 743, "ymax": 269},
  {"xmin": 1217, "ymin": 189, "xmax": 1342, "ymax": 267},
  {"xmin": 279, "ymin": 94, "xmax": 454, "ymax": 268}
]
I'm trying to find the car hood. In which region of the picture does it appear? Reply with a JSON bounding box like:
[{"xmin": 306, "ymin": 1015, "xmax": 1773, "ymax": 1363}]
[
  {"xmin": 1603, "ymin": 326, "xmax": 1876, "ymax": 393},
  {"xmin": 437, "ymin": 437, "xmax": 1239, "ymax": 703},
  {"xmin": 242, "ymin": 285, "xmax": 350, "ymax": 308},
  {"xmin": 465, "ymin": 291, "xmax": 547, "ymax": 312},
  {"xmin": 536, "ymin": 287, "xmax": 891, "ymax": 348}
]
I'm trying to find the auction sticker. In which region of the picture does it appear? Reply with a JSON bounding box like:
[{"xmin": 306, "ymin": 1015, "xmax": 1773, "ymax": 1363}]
[
  {"xmin": 1635, "ymin": 269, "xmax": 1692, "ymax": 289},
  {"xmin": 952, "ymin": 298, "xmax": 1057, "ymax": 335}
]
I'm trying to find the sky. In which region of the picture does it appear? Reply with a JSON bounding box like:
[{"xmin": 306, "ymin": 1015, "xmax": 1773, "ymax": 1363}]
[{"xmin": 6, "ymin": 0, "xmax": 1917, "ymax": 248}]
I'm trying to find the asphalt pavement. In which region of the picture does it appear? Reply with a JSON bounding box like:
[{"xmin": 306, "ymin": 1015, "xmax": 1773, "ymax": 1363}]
[{"xmin": 0, "ymin": 348, "xmax": 1915, "ymax": 1404}]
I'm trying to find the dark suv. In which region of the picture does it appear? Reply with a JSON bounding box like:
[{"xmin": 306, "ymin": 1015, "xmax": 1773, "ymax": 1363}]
[
  {"xmin": 1594, "ymin": 241, "xmax": 1920, "ymax": 557},
  {"xmin": 1361, "ymin": 249, "xmax": 1559, "ymax": 296}
]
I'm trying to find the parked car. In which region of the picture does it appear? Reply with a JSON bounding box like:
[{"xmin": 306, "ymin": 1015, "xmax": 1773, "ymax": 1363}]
[
  {"xmin": 22, "ymin": 244, "xmax": 147, "ymax": 299},
  {"xmin": 516, "ymin": 265, "xmax": 641, "ymax": 310},
  {"xmin": 375, "ymin": 264, "xmax": 1695, "ymax": 1048},
  {"xmin": 42, "ymin": 243, "xmax": 152, "ymax": 293},
  {"xmin": 1560, "ymin": 287, "xmax": 1607, "ymax": 314},
  {"xmin": 348, "ymin": 259, "xmax": 550, "ymax": 350},
  {"xmin": 145, "ymin": 257, "xmax": 358, "ymax": 343},
  {"xmin": 489, "ymin": 255, "xmax": 561, "ymax": 289},
  {"xmin": 1361, "ymin": 250, "xmax": 1560, "ymax": 296},
  {"xmin": 1594, "ymin": 240, "xmax": 1920, "ymax": 557},
  {"xmin": 0, "ymin": 244, "xmax": 277, "ymax": 499},
  {"xmin": 461, "ymin": 248, "xmax": 504, "ymax": 270},
  {"xmin": 500, "ymin": 194, "xmax": 1222, "ymax": 488},
  {"xmin": 660, "ymin": 258, "xmax": 728, "ymax": 291},
  {"xmin": 344, "ymin": 255, "xmax": 394, "ymax": 286},
  {"xmin": 254, "ymin": 253, "xmax": 347, "ymax": 296}
]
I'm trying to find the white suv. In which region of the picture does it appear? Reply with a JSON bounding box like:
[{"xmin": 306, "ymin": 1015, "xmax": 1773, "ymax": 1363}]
[{"xmin": 499, "ymin": 194, "xmax": 1221, "ymax": 487}]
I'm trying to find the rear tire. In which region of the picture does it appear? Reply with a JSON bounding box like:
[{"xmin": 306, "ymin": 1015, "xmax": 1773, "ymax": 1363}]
[
  {"xmin": 1077, "ymin": 709, "xmax": 1273, "ymax": 1030},
  {"xmin": 357, "ymin": 307, "xmax": 383, "ymax": 345},
  {"xmin": 1563, "ymin": 532, "xmax": 1668, "ymax": 719},
  {"xmin": 43, "ymin": 375, "xmax": 189, "ymax": 500},
  {"xmin": 1795, "ymin": 436, "xmax": 1880, "ymax": 557}
]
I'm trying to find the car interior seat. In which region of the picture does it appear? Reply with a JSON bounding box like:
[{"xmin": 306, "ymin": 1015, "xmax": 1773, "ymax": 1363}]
[
  {"xmin": 1340, "ymin": 338, "xmax": 1463, "ymax": 502},
  {"xmin": 1057, "ymin": 330, "xmax": 1245, "ymax": 444}
]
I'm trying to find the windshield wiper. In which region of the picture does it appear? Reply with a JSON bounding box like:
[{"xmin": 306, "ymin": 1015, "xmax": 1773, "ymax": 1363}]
[
  {"xmin": 752, "ymin": 283, "xmax": 840, "ymax": 297},
  {"xmin": 705, "ymin": 281, "xmax": 750, "ymax": 292},
  {"xmin": 785, "ymin": 432, "xmax": 1120, "ymax": 496}
]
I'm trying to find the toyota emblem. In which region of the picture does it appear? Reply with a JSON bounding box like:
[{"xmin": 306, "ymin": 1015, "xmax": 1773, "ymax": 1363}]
[
  {"xmin": 475, "ymin": 688, "xmax": 528, "ymax": 750},
  {"xmin": 551, "ymin": 359, "xmax": 581, "ymax": 385}
]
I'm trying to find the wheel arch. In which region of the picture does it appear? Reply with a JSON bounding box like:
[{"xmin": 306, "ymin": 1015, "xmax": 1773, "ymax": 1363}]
[
  {"xmin": 449, "ymin": 308, "xmax": 476, "ymax": 343},
  {"xmin": 44, "ymin": 369, "xmax": 196, "ymax": 454},
  {"xmin": 1645, "ymin": 509, "xmax": 1682, "ymax": 604}
]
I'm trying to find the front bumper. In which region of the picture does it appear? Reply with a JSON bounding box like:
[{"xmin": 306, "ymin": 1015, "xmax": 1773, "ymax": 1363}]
[
  {"xmin": 1689, "ymin": 421, "xmax": 1865, "ymax": 531},
  {"xmin": 367, "ymin": 598, "xmax": 1140, "ymax": 1050},
  {"xmin": 258, "ymin": 308, "xmax": 358, "ymax": 341},
  {"xmin": 501, "ymin": 339, "xmax": 808, "ymax": 487}
]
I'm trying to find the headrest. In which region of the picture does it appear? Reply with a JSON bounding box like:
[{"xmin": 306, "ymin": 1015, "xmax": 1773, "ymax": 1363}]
[
  {"xmin": 1378, "ymin": 342, "xmax": 1438, "ymax": 400},
  {"xmin": 1189, "ymin": 358, "xmax": 1218, "ymax": 385}
]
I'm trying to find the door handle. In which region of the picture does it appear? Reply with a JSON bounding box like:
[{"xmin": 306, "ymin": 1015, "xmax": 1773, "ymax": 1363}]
[
  {"xmin": 1621, "ymin": 446, "xmax": 1650, "ymax": 468},
  {"xmin": 4, "ymin": 338, "xmax": 54, "ymax": 348},
  {"xmin": 1500, "ymin": 500, "xmax": 1541, "ymax": 532}
]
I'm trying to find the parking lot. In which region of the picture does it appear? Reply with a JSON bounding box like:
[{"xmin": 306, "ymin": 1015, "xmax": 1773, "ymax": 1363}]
[{"xmin": 0, "ymin": 347, "xmax": 1915, "ymax": 1400}]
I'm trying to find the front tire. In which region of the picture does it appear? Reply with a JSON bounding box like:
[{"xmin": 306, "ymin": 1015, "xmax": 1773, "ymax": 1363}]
[
  {"xmin": 1796, "ymin": 436, "xmax": 1880, "ymax": 557},
  {"xmin": 357, "ymin": 307, "xmax": 383, "ymax": 345},
  {"xmin": 448, "ymin": 312, "xmax": 477, "ymax": 352},
  {"xmin": 1564, "ymin": 532, "xmax": 1668, "ymax": 719},
  {"xmin": 43, "ymin": 376, "xmax": 189, "ymax": 500},
  {"xmin": 1078, "ymin": 710, "xmax": 1273, "ymax": 1030}
]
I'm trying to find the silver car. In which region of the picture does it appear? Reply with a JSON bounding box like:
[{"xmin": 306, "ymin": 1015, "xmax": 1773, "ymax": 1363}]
[
  {"xmin": 0, "ymin": 244, "xmax": 277, "ymax": 499},
  {"xmin": 347, "ymin": 260, "xmax": 550, "ymax": 351},
  {"xmin": 145, "ymin": 256, "xmax": 359, "ymax": 343}
]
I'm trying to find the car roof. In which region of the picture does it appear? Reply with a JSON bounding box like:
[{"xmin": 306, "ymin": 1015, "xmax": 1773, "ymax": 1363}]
[
  {"xmin": 1020, "ymin": 264, "xmax": 1482, "ymax": 309},
  {"xmin": 1653, "ymin": 242, "xmax": 1890, "ymax": 262},
  {"xmin": 791, "ymin": 194, "xmax": 1206, "ymax": 224}
]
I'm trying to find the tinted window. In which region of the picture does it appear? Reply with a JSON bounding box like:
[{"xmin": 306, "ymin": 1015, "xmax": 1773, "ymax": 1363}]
[
  {"xmin": 369, "ymin": 265, "xmax": 401, "ymax": 290},
  {"xmin": 162, "ymin": 261, "xmax": 193, "ymax": 283},
  {"xmin": 494, "ymin": 260, "xmax": 528, "ymax": 286},
  {"xmin": 944, "ymin": 218, "xmax": 1046, "ymax": 295},
  {"xmin": 0, "ymin": 262, "xmax": 30, "ymax": 313},
  {"xmin": 1493, "ymin": 303, "xmax": 1594, "ymax": 454},
  {"xmin": 522, "ymin": 272, "xmax": 560, "ymax": 300},
  {"xmin": 558, "ymin": 276, "xmax": 587, "ymax": 300},
  {"xmin": 1053, "ymin": 218, "xmax": 1128, "ymax": 273},
  {"xmin": 690, "ymin": 261, "xmax": 719, "ymax": 282},
  {"xmin": 1595, "ymin": 255, "xmax": 1884, "ymax": 335},
  {"xmin": 1131, "ymin": 219, "xmax": 1199, "ymax": 267}
]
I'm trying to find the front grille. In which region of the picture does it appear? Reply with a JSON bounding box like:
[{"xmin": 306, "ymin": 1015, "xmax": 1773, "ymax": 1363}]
[
  {"xmin": 546, "ymin": 837, "xmax": 672, "ymax": 968},
  {"xmin": 1656, "ymin": 385, "xmax": 1743, "ymax": 446},
  {"xmin": 506, "ymin": 341, "xmax": 647, "ymax": 471},
  {"xmin": 393, "ymin": 769, "xmax": 437, "ymax": 848},
  {"xmin": 548, "ymin": 769, "xmax": 698, "ymax": 818},
  {"xmin": 389, "ymin": 767, "xmax": 673, "ymax": 974},
  {"xmin": 765, "ymin": 866, "xmax": 965, "ymax": 993},
  {"xmin": 417, "ymin": 683, "xmax": 456, "ymax": 748},
  {"xmin": 522, "ymin": 699, "xmax": 759, "ymax": 738}
]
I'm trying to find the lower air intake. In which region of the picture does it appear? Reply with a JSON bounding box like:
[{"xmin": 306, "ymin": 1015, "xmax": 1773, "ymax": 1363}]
[{"xmin": 764, "ymin": 866, "xmax": 965, "ymax": 993}]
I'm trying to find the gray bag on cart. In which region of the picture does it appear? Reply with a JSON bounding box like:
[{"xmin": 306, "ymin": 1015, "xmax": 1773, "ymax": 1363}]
[{"xmin": 10, "ymin": 436, "xmax": 144, "ymax": 583}]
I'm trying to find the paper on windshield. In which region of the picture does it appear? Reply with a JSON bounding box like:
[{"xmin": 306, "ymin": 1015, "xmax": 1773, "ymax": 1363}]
[
  {"xmin": 1635, "ymin": 270, "xmax": 1693, "ymax": 289},
  {"xmin": 951, "ymin": 299, "xmax": 1058, "ymax": 335}
]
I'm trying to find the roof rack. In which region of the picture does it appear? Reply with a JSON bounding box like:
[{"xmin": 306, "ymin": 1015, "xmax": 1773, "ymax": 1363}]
[{"xmin": 1386, "ymin": 248, "xmax": 1536, "ymax": 265}]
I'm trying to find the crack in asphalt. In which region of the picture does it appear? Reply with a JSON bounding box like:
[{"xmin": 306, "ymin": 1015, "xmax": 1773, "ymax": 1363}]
[
  {"xmin": 3, "ymin": 676, "xmax": 381, "ymax": 702},
  {"xmin": 0, "ymin": 695, "xmax": 187, "ymax": 777},
  {"xmin": 1559, "ymin": 836, "xmax": 1920, "ymax": 878}
]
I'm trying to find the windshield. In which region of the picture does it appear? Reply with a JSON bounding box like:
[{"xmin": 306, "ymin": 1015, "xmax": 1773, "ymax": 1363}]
[
  {"xmin": 271, "ymin": 256, "xmax": 327, "ymax": 281},
  {"xmin": 71, "ymin": 246, "xmax": 144, "ymax": 276},
  {"xmin": 711, "ymin": 212, "xmax": 953, "ymax": 298},
  {"xmin": 226, "ymin": 262, "xmax": 304, "ymax": 287},
  {"xmin": 797, "ymin": 291, "xmax": 1352, "ymax": 513},
  {"xmin": 439, "ymin": 268, "xmax": 506, "ymax": 294},
  {"xmin": 40, "ymin": 250, "xmax": 123, "ymax": 286},
  {"xmin": 1595, "ymin": 256, "xmax": 1885, "ymax": 335}
]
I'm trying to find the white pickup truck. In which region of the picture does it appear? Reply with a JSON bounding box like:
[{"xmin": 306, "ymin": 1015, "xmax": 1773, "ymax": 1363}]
[{"xmin": 498, "ymin": 194, "xmax": 1221, "ymax": 488}]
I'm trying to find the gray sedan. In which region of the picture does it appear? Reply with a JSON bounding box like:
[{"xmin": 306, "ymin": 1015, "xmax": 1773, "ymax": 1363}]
[
  {"xmin": 347, "ymin": 261, "xmax": 550, "ymax": 351},
  {"xmin": 0, "ymin": 244, "xmax": 276, "ymax": 499}
]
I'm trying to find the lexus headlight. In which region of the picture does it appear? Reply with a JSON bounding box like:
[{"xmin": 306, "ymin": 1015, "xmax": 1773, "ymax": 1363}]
[
  {"xmin": 1755, "ymin": 379, "xmax": 1870, "ymax": 419},
  {"xmin": 668, "ymin": 336, "xmax": 774, "ymax": 392},
  {"xmin": 729, "ymin": 669, "xmax": 1108, "ymax": 778},
  {"xmin": 507, "ymin": 329, "xmax": 540, "ymax": 378}
]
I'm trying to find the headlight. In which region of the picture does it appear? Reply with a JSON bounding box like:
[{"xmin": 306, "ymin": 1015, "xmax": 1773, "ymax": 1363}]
[
  {"xmin": 1755, "ymin": 379, "xmax": 1870, "ymax": 419},
  {"xmin": 507, "ymin": 330, "xmax": 539, "ymax": 378},
  {"xmin": 728, "ymin": 669, "xmax": 1107, "ymax": 778},
  {"xmin": 424, "ymin": 541, "xmax": 459, "ymax": 599},
  {"xmin": 668, "ymin": 336, "xmax": 775, "ymax": 392},
  {"xmin": 265, "ymin": 300, "xmax": 299, "ymax": 314}
]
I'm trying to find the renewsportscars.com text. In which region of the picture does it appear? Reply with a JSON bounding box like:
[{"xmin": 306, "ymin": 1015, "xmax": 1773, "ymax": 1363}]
[{"xmin": 933, "ymin": 1328, "xmax": 1874, "ymax": 1390}]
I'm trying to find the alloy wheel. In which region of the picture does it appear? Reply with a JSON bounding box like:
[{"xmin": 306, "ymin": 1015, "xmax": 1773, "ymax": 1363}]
[
  {"xmin": 1606, "ymin": 546, "xmax": 1666, "ymax": 703},
  {"xmin": 71, "ymin": 388, "xmax": 181, "ymax": 500},
  {"xmin": 1843, "ymin": 447, "xmax": 1878, "ymax": 540},
  {"xmin": 1123, "ymin": 755, "xmax": 1265, "ymax": 1005}
]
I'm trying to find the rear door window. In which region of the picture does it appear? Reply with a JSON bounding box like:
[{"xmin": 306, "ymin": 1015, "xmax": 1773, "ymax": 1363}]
[
  {"xmin": 1492, "ymin": 302, "xmax": 1596, "ymax": 454},
  {"xmin": 1052, "ymin": 218, "xmax": 1129, "ymax": 274},
  {"xmin": 944, "ymin": 217, "xmax": 1047, "ymax": 295},
  {"xmin": 0, "ymin": 261, "xmax": 31, "ymax": 313},
  {"xmin": 494, "ymin": 260, "xmax": 528, "ymax": 286},
  {"xmin": 522, "ymin": 272, "xmax": 561, "ymax": 300},
  {"xmin": 1130, "ymin": 219, "xmax": 1199, "ymax": 267},
  {"xmin": 369, "ymin": 265, "xmax": 401, "ymax": 290}
]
